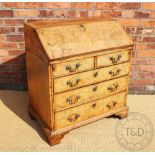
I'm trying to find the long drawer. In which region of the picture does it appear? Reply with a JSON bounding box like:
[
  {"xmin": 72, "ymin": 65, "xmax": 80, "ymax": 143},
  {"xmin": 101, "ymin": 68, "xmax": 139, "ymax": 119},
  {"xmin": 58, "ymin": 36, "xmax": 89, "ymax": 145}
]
[
  {"xmin": 54, "ymin": 62, "xmax": 130, "ymax": 93},
  {"xmin": 54, "ymin": 76, "xmax": 128, "ymax": 111},
  {"xmin": 54, "ymin": 91, "xmax": 127, "ymax": 130}
]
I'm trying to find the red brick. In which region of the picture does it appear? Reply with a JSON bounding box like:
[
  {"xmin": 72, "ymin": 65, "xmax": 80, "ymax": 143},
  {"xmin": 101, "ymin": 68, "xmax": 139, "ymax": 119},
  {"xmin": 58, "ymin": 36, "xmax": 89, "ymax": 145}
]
[
  {"xmin": 5, "ymin": 19, "xmax": 24, "ymax": 25},
  {"xmin": 9, "ymin": 64, "xmax": 26, "ymax": 72},
  {"xmin": 66, "ymin": 10, "xmax": 78, "ymax": 18},
  {"xmin": 131, "ymin": 58, "xmax": 149, "ymax": 65},
  {"xmin": 0, "ymin": 49, "xmax": 9, "ymax": 56},
  {"xmin": 143, "ymin": 3, "xmax": 155, "ymax": 10},
  {"xmin": 101, "ymin": 11, "xmax": 121, "ymax": 18},
  {"xmin": 143, "ymin": 28, "xmax": 154, "ymax": 35},
  {"xmin": 137, "ymin": 50, "xmax": 155, "ymax": 57},
  {"xmin": 139, "ymin": 72, "xmax": 155, "ymax": 78},
  {"xmin": 122, "ymin": 10, "xmax": 134, "ymax": 18},
  {"xmin": 47, "ymin": 2, "xmax": 70, "ymax": 8},
  {"xmin": 141, "ymin": 20, "xmax": 155, "ymax": 27},
  {"xmin": 0, "ymin": 10, "xmax": 13, "ymax": 18},
  {"xmin": 2, "ymin": 2, "xmax": 24, "ymax": 8},
  {"xmin": 24, "ymin": 2, "xmax": 47, "ymax": 8},
  {"xmin": 89, "ymin": 10, "xmax": 101, "ymax": 16},
  {"xmin": 14, "ymin": 10, "xmax": 37, "ymax": 17},
  {"xmin": 135, "ymin": 11, "xmax": 150, "ymax": 18},
  {"xmin": 129, "ymin": 85, "xmax": 144, "ymax": 92},
  {"xmin": 17, "ymin": 27, "xmax": 24, "ymax": 33},
  {"xmin": 0, "ymin": 71, "xmax": 25, "ymax": 77},
  {"xmin": 0, "ymin": 64, "xmax": 9, "ymax": 71},
  {"xmin": 54, "ymin": 10, "xmax": 66, "ymax": 18},
  {"xmin": 39, "ymin": 10, "xmax": 54, "ymax": 17},
  {"xmin": 6, "ymin": 35, "xmax": 24, "ymax": 42},
  {"xmin": 0, "ymin": 42, "xmax": 17, "ymax": 49},
  {"xmin": 151, "ymin": 11, "xmax": 155, "ymax": 18},
  {"xmin": 149, "ymin": 59, "xmax": 155, "ymax": 64},
  {"xmin": 134, "ymin": 79, "xmax": 155, "ymax": 85},
  {"xmin": 96, "ymin": 2, "xmax": 119, "ymax": 10},
  {"xmin": 8, "ymin": 50, "xmax": 25, "ymax": 56},
  {"xmin": 0, "ymin": 27, "xmax": 15, "ymax": 34},
  {"xmin": 72, "ymin": 2, "xmax": 93, "ymax": 9},
  {"xmin": 0, "ymin": 55, "xmax": 25, "ymax": 64},
  {"xmin": 80, "ymin": 11, "xmax": 88, "ymax": 17},
  {"xmin": 0, "ymin": 19, "xmax": 4, "ymax": 24},
  {"xmin": 140, "ymin": 36, "xmax": 155, "ymax": 42},
  {"xmin": 18, "ymin": 43, "xmax": 25, "ymax": 49},
  {"xmin": 120, "ymin": 2, "xmax": 141, "ymax": 10},
  {"xmin": 118, "ymin": 19, "xmax": 139, "ymax": 26},
  {"xmin": 147, "ymin": 44, "xmax": 155, "ymax": 50},
  {"xmin": 0, "ymin": 35, "xmax": 6, "ymax": 41},
  {"xmin": 136, "ymin": 43, "xmax": 146, "ymax": 51},
  {"xmin": 138, "ymin": 65, "xmax": 155, "ymax": 72}
]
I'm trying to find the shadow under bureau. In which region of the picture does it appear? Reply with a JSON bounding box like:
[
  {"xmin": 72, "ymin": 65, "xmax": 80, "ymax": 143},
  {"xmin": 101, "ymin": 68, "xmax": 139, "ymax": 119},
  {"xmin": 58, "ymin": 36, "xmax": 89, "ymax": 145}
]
[{"xmin": 24, "ymin": 17, "xmax": 134, "ymax": 145}]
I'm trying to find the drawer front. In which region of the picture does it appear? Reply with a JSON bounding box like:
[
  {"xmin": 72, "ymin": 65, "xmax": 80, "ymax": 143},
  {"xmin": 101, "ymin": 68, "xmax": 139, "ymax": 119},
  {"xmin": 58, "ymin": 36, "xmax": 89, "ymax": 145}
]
[
  {"xmin": 54, "ymin": 62, "xmax": 130, "ymax": 93},
  {"xmin": 54, "ymin": 76, "xmax": 128, "ymax": 111},
  {"xmin": 52, "ymin": 57, "xmax": 94, "ymax": 77},
  {"xmin": 54, "ymin": 91, "xmax": 127, "ymax": 130},
  {"xmin": 97, "ymin": 50, "xmax": 130, "ymax": 67}
]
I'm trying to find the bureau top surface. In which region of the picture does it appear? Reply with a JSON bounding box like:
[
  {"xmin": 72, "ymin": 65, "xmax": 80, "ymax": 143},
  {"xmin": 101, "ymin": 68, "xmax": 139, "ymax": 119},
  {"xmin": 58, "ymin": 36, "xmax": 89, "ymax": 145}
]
[{"xmin": 25, "ymin": 17, "xmax": 133, "ymax": 61}]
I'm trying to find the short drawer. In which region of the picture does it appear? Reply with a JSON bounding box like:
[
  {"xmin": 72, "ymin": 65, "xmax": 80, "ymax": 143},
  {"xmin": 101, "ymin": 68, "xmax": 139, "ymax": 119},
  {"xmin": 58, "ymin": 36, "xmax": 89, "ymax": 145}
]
[
  {"xmin": 54, "ymin": 91, "xmax": 127, "ymax": 130},
  {"xmin": 54, "ymin": 62, "xmax": 130, "ymax": 93},
  {"xmin": 97, "ymin": 50, "xmax": 130, "ymax": 67},
  {"xmin": 52, "ymin": 57, "xmax": 94, "ymax": 77},
  {"xmin": 54, "ymin": 76, "xmax": 128, "ymax": 111}
]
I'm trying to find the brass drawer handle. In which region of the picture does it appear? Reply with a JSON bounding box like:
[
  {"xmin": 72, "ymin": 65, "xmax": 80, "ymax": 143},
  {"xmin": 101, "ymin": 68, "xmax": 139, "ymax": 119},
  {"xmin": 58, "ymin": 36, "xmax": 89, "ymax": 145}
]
[
  {"xmin": 107, "ymin": 82, "xmax": 119, "ymax": 92},
  {"xmin": 109, "ymin": 54, "xmax": 122, "ymax": 64},
  {"xmin": 66, "ymin": 95, "xmax": 80, "ymax": 105},
  {"xmin": 106, "ymin": 101, "xmax": 117, "ymax": 109},
  {"xmin": 66, "ymin": 63, "xmax": 81, "ymax": 73},
  {"xmin": 109, "ymin": 69, "xmax": 121, "ymax": 77},
  {"xmin": 67, "ymin": 113, "xmax": 80, "ymax": 122},
  {"xmin": 66, "ymin": 78, "xmax": 80, "ymax": 87}
]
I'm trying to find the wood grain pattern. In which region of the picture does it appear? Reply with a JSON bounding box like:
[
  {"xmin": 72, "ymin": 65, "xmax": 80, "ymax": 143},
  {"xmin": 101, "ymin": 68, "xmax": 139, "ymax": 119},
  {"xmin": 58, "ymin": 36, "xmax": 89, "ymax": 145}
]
[
  {"xmin": 54, "ymin": 76, "xmax": 128, "ymax": 111},
  {"xmin": 54, "ymin": 91, "xmax": 127, "ymax": 130},
  {"xmin": 26, "ymin": 53, "xmax": 52, "ymax": 129},
  {"xmin": 36, "ymin": 21, "xmax": 133, "ymax": 60},
  {"xmin": 52, "ymin": 57, "xmax": 94, "ymax": 77},
  {"xmin": 54, "ymin": 62, "xmax": 130, "ymax": 93}
]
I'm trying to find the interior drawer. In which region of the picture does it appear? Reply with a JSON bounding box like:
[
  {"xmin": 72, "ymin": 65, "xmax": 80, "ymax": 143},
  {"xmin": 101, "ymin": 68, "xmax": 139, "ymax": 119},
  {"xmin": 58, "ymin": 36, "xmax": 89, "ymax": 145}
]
[
  {"xmin": 54, "ymin": 76, "xmax": 128, "ymax": 111},
  {"xmin": 54, "ymin": 62, "xmax": 130, "ymax": 93},
  {"xmin": 52, "ymin": 57, "xmax": 94, "ymax": 77},
  {"xmin": 54, "ymin": 91, "xmax": 127, "ymax": 130},
  {"xmin": 96, "ymin": 50, "xmax": 130, "ymax": 67}
]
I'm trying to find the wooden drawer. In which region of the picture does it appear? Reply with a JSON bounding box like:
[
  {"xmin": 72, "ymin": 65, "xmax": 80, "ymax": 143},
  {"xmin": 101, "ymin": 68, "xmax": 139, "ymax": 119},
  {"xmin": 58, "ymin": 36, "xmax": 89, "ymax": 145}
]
[
  {"xmin": 54, "ymin": 76, "xmax": 128, "ymax": 111},
  {"xmin": 52, "ymin": 57, "xmax": 94, "ymax": 77},
  {"xmin": 54, "ymin": 62, "xmax": 130, "ymax": 93},
  {"xmin": 96, "ymin": 50, "xmax": 130, "ymax": 67},
  {"xmin": 54, "ymin": 91, "xmax": 127, "ymax": 130}
]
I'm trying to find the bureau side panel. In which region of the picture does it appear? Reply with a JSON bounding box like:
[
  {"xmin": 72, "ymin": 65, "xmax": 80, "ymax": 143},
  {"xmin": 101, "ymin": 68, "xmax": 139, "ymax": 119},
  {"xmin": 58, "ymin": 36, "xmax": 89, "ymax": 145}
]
[{"xmin": 26, "ymin": 53, "xmax": 52, "ymax": 129}]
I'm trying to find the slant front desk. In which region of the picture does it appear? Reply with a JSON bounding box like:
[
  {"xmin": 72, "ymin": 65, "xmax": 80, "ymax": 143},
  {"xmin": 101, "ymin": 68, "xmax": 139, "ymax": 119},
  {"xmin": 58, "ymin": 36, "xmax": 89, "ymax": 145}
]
[{"xmin": 24, "ymin": 17, "xmax": 134, "ymax": 145}]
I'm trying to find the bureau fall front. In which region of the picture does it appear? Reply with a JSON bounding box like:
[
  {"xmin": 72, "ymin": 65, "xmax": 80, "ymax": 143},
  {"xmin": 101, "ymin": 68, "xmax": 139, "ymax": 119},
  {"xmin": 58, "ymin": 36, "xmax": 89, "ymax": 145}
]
[{"xmin": 24, "ymin": 17, "xmax": 134, "ymax": 145}]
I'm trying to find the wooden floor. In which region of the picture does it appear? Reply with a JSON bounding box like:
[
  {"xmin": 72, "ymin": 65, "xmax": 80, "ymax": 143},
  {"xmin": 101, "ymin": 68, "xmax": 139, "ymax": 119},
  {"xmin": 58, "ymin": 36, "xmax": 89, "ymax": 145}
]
[{"xmin": 0, "ymin": 90, "xmax": 155, "ymax": 152}]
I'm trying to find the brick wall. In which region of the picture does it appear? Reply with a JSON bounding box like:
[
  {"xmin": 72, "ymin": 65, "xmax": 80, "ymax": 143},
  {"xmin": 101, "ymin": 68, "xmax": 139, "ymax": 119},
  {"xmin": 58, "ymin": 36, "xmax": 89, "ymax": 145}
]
[{"xmin": 0, "ymin": 2, "xmax": 155, "ymax": 94}]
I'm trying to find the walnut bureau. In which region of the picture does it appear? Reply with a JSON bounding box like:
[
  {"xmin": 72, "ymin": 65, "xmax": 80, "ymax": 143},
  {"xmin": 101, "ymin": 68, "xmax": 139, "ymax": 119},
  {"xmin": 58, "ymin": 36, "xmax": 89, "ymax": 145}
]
[{"xmin": 24, "ymin": 17, "xmax": 134, "ymax": 145}]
